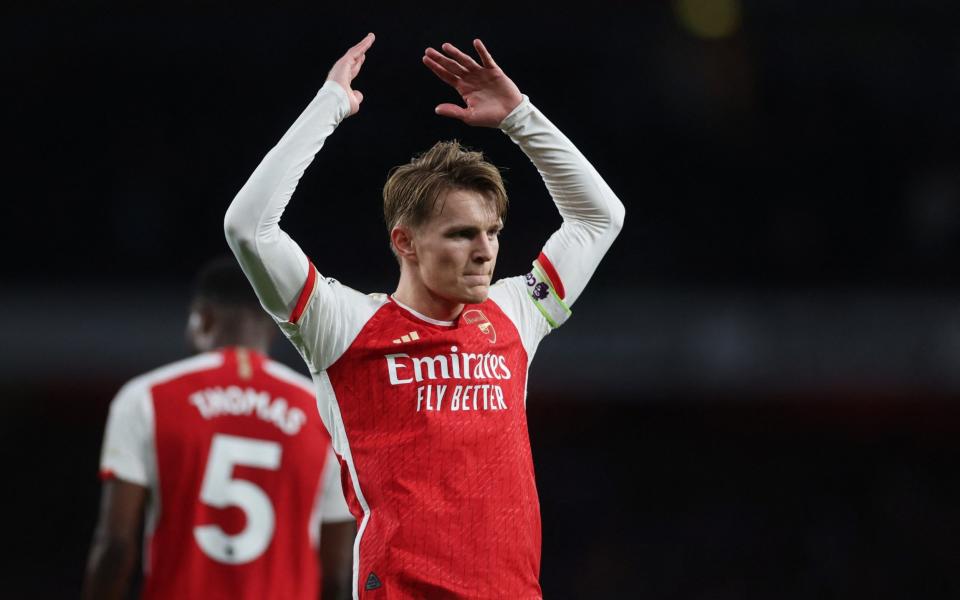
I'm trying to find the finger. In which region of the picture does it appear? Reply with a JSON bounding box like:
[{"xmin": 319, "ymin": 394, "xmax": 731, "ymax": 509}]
[
  {"xmin": 354, "ymin": 52, "xmax": 366, "ymax": 71},
  {"xmin": 354, "ymin": 90, "xmax": 363, "ymax": 104},
  {"xmin": 435, "ymin": 102, "xmax": 468, "ymax": 121},
  {"xmin": 441, "ymin": 42, "xmax": 482, "ymax": 71},
  {"xmin": 425, "ymin": 47, "xmax": 468, "ymax": 77},
  {"xmin": 349, "ymin": 32, "xmax": 375, "ymax": 56},
  {"xmin": 422, "ymin": 55, "xmax": 460, "ymax": 88},
  {"xmin": 473, "ymin": 39, "xmax": 498, "ymax": 69}
]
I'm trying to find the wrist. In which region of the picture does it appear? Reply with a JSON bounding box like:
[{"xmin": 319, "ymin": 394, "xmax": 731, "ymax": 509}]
[
  {"xmin": 498, "ymin": 94, "xmax": 532, "ymax": 131},
  {"xmin": 321, "ymin": 80, "xmax": 352, "ymax": 120}
]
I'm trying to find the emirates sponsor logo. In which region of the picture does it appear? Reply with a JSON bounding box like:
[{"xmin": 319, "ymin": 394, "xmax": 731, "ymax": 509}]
[
  {"xmin": 385, "ymin": 346, "xmax": 511, "ymax": 385},
  {"xmin": 385, "ymin": 346, "xmax": 514, "ymax": 413}
]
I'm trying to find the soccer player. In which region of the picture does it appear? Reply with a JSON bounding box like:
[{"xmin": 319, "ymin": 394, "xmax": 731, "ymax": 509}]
[
  {"xmin": 82, "ymin": 257, "xmax": 356, "ymax": 600},
  {"xmin": 224, "ymin": 33, "xmax": 624, "ymax": 598}
]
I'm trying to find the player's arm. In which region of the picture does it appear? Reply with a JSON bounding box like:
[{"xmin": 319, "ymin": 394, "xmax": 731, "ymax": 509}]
[
  {"xmin": 320, "ymin": 520, "xmax": 356, "ymax": 600},
  {"xmin": 224, "ymin": 34, "xmax": 375, "ymax": 323},
  {"xmin": 317, "ymin": 448, "xmax": 356, "ymax": 600},
  {"xmin": 82, "ymin": 381, "xmax": 154, "ymax": 600},
  {"xmin": 424, "ymin": 39, "xmax": 625, "ymax": 309},
  {"xmin": 81, "ymin": 479, "xmax": 147, "ymax": 600}
]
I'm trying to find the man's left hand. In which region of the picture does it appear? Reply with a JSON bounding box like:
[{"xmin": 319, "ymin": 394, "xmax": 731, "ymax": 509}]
[{"xmin": 423, "ymin": 39, "xmax": 523, "ymax": 128}]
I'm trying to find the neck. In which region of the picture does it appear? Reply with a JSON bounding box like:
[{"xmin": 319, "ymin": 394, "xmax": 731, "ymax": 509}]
[
  {"xmin": 393, "ymin": 273, "xmax": 463, "ymax": 322},
  {"xmin": 211, "ymin": 339, "xmax": 269, "ymax": 354},
  {"xmin": 206, "ymin": 325, "xmax": 271, "ymax": 355}
]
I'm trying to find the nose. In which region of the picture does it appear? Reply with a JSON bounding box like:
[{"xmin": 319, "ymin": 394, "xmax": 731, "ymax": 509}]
[{"xmin": 472, "ymin": 234, "xmax": 495, "ymax": 263}]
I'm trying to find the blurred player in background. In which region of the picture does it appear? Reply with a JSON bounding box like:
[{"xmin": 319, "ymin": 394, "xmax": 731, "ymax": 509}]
[
  {"xmin": 82, "ymin": 257, "xmax": 355, "ymax": 600},
  {"xmin": 225, "ymin": 33, "xmax": 623, "ymax": 598}
]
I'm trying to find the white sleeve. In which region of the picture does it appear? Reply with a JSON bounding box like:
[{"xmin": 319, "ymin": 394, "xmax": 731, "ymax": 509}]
[
  {"xmin": 99, "ymin": 379, "xmax": 155, "ymax": 487},
  {"xmin": 499, "ymin": 96, "xmax": 625, "ymax": 328},
  {"xmin": 225, "ymin": 81, "xmax": 381, "ymax": 372},
  {"xmin": 224, "ymin": 80, "xmax": 352, "ymax": 322},
  {"xmin": 317, "ymin": 447, "xmax": 353, "ymax": 523},
  {"xmin": 488, "ymin": 276, "xmax": 552, "ymax": 364}
]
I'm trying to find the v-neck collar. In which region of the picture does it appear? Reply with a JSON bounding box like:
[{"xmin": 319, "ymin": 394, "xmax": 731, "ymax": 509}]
[{"xmin": 389, "ymin": 295, "xmax": 459, "ymax": 327}]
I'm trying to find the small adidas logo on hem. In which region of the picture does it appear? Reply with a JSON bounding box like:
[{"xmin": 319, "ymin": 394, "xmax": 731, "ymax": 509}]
[
  {"xmin": 365, "ymin": 572, "xmax": 382, "ymax": 590},
  {"xmin": 392, "ymin": 331, "xmax": 420, "ymax": 344}
]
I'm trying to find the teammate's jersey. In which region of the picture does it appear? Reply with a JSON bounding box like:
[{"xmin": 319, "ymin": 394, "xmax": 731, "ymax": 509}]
[
  {"xmin": 99, "ymin": 347, "xmax": 352, "ymax": 600},
  {"xmin": 225, "ymin": 81, "xmax": 625, "ymax": 598}
]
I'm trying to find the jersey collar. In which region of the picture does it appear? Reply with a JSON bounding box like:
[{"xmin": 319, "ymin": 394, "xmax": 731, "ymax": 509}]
[{"xmin": 388, "ymin": 295, "xmax": 457, "ymax": 327}]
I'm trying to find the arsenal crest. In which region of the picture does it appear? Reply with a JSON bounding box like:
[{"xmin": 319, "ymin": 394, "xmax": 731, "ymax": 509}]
[{"xmin": 462, "ymin": 309, "xmax": 496, "ymax": 344}]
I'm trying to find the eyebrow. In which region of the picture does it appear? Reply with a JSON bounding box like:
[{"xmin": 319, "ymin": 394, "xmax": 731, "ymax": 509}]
[{"xmin": 442, "ymin": 222, "xmax": 503, "ymax": 234}]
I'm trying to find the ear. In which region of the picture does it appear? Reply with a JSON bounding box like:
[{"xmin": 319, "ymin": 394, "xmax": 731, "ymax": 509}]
[
  {"xmin": 390, "ymin": 225, "xmax": 418, "ymax": 262},
  {"xmin": 186, "ymin": 303, "xmax": 216, "ymax": 351},
  {"xmin": 196, "ymin": 305, "xmax": 216, "ymax": 334}
]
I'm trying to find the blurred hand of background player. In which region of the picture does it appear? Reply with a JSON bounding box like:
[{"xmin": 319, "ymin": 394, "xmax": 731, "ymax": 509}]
[
  {"xmin": 326, "ymin": 33, "xmax": 375, "ymax": 116},
  {"xmin": 423, "ymin": 39, "xmax": 524, "ymax": 128}
]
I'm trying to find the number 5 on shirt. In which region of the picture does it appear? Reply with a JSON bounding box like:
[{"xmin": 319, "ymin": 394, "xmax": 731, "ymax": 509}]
[{"xmin": 194, "ymin": 434, "xmax": 282, "ymax": 564}]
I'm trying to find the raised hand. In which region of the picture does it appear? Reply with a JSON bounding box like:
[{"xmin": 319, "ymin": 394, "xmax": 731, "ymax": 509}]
[
  {"xmin": 326, "ymin": 33, "xmax": 375, "ymax": 116},
  {"xmin": 423, "ymin": 39, "xmax": 523, "ymax": 128}
]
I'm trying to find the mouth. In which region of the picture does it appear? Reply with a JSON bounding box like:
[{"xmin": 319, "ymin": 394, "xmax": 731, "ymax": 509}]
[{"xmin": 463, "ymin": 274, "xmax": 490, "ymax": 285}]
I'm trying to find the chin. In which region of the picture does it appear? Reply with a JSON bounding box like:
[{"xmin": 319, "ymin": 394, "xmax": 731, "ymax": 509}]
[{"xmin": 462, "ymin": 287, "xmax": 490, "ymax": 304}]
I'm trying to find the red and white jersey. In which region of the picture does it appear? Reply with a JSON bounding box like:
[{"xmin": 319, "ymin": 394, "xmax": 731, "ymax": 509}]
[
  {"xmin": 226, "ymin": 81, "xmax": 625, "ymax": 598},
  {"xmin": 278, "ymin": 271, "xmax": 559, "ymax": 598},
  {"xmin": 99, "ymin": 347, "xmax": 352, "ymax": 600}
]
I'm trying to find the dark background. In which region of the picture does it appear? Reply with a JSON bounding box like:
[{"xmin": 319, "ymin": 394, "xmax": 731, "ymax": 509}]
[{"xmin": 4, "ymin": 1, "xmax": 960, "ymax": 597}]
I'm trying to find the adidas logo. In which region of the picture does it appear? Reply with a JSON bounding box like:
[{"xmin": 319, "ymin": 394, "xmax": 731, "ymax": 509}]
[
  {"xmin": 365, "ymin": 572, "xmax": 382, "ymax": 590},
  {"xmin": 392, "ymin": 331, "xmax": 421, "ymax": 344}
]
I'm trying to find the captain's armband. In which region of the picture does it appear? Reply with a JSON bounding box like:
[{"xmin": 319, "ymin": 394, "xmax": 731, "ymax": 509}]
[{"xmin": 524, "ymin": 254, "xmax": 571, "ymax": 329}]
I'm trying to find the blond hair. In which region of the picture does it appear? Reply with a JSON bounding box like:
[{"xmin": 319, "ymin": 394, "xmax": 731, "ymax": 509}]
[{"xmin": 383, "ymin": 141, "xmax": 508, "ymax": 251}]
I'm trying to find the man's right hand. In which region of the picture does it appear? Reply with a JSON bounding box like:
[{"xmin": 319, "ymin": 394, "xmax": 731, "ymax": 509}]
[{"xmin": 326, "ymin": 33, "xmax": 375, "ymax": 116}]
